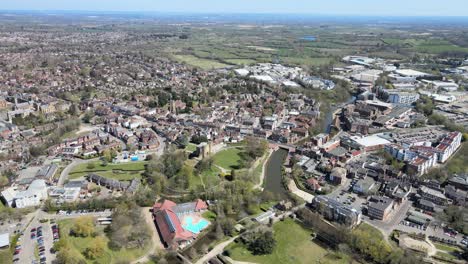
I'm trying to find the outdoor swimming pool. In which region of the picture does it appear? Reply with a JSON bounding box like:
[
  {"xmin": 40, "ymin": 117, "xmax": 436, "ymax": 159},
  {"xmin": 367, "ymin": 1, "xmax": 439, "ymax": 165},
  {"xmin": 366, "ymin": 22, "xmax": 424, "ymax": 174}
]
[{"xmin": 183, "ymin": 216, "xmax": 209, "ymax": 234}]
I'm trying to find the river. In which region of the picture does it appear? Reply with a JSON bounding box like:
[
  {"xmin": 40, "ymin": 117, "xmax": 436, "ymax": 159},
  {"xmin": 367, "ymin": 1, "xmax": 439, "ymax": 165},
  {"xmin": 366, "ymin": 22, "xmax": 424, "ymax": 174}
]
[
  {"xmin": 263, "ymin": 148, "xmax": 289, "ymax": 199},
  {"xmin": 263, "ymin": 95, "xmax": 356, "ymax": 198}
]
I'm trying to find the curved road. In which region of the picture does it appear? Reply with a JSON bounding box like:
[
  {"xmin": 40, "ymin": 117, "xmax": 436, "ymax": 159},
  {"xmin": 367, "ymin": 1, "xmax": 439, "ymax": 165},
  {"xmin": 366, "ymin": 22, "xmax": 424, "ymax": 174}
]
[{"xmin": 57, "ymin": 158, "xmax": 99, "ymax": 187}]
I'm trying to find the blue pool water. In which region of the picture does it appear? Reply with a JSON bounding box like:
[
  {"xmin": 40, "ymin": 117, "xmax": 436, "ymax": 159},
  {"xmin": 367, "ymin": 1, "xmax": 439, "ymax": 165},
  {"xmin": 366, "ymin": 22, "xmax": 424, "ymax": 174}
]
[
  {"xmin": 183, "ymin": 217, "xmax": 209, "ymax": 234},
  {"xmin": 130, "ymin": 156, "xmax": 139, "ymax": 161}
]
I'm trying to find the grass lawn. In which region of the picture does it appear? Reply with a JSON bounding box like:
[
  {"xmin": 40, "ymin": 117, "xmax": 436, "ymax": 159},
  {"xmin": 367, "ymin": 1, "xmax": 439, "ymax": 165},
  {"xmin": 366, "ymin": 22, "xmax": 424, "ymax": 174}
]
[
  {"xmin": 355, "ymin": 223, "xmax": 385, "ymax": 240},
  {"xmin": 174, "ymin": 54, "xmax": 229, "ymax": 70},
  {"xmin": 212, "ymin": 148, "xmax": 243, "ymax": 170},
  {"xmin": 58, "ymin": 219, "xmax": 149, "ymax": 264},
  {"xmin": 202, "ymin": 210, "xmax": 217, "ymax": 221},
  {"xmin": 69, "ymin": 161, "xmax": 147, "ymax": 180},
  {"xmin": 0, "ymin": 249, "xmax": 11, "ymax": 264},
  {"xmin": 445, "ymin": 142, "xmax": 468, "ymax": 174},
  {"xmin": 435, "ymin": 251, "xmax": 460, "ymax": 261},
  {"xmin": 224, "ymin": 58, "xmax": 257, "ymax": 65},
  {"xmin": 249, "ymin": 201, "xmax": 278, "ymax": 216},
  {"xmin": 227, "ymin": 219, "xmax": 350, "ymax": 264},
  {"xmin": 185, "ymin": 143, "xmax": 198, "ymax": 153},
  {"xmin": 191, "ymin": 166, "xmax": 222, "ymax": 190},
  {"xmin": 434, "ymin": 243, "xmax": 462, "ymax": 253}
]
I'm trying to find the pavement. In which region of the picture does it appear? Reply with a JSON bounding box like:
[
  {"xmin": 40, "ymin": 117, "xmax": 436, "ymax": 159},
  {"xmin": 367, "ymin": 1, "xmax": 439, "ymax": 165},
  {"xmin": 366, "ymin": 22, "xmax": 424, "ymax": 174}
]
[
  {"xmin": 287, "ymin": 179, "xmax": 315, "ymax": 203},
  {"xmin": 195, "ymin": 236, "xmax": 239, "ymax": 264},
  {"xmin": 253, "ymin": 149, "xmax": 273, "ymax": 190}
]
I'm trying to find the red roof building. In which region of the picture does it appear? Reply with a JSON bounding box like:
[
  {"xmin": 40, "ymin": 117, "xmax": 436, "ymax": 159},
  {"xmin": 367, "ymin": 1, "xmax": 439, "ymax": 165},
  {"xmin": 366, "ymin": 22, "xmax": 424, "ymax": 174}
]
[{"xmin": 152, "ymin": 199, "xmax": 209, "ymax": 249}]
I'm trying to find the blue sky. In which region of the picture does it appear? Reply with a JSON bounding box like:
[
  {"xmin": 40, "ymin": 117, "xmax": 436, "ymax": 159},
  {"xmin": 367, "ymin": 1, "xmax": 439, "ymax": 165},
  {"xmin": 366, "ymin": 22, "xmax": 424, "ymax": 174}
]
[{"xmin": 1, "ymin": 0, "xmax": 468, "ymax": 16}]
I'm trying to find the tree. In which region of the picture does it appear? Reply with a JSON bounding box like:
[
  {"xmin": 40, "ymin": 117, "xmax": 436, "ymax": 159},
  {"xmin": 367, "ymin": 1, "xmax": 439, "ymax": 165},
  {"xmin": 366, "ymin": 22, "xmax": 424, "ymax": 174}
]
[
  {"xmin": 245, "ymin": 137, "xmax": 268, "ymax": 159},
  {"xmin": 108, "ymin": 201, "xmax": 151, "ymax": 250},
  {"xmin": 71, "ymin": 216, "xmax": 95, "ymax": 237},
  {"xmin": 68, "ymin": 104, "xmax": 79, "ymax": 116},
  {"xmin": 0, "ymin": 175, "xmax": 9, "ymax": 187},
  {"xmin": 102, "ymin": 150, "xmax": 112, "ymax": 163},
  {"xmin": 86, "ymin": 163, "xmax": 96, "ymax": 170},
  {"xmin": 195, "ymin": 157, "xmax": 213, "ymax": 174},
  {"xmin": 56, "ymin": 247, "xmax": 86, "ymax": 264},
  {"xmin": 84, "ymin": 236, "xmax": 106, "ymax": 259},
  {"xmin": 247, "ymin": 229, "xmax": 276, "ymax": 255}
]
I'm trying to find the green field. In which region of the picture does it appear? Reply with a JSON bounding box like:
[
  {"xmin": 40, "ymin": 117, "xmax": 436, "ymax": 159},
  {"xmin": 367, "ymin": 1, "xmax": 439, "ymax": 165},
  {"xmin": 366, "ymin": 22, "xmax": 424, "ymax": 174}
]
[
  {"xmin": 174, "ymin": 55, "xmax": 230, "ymax": 70},
  {"xmin": 434, "ymin": 243, "xmax": 462, "ymax": 254},
  {"xmin": 58, "ymin": 219, "xmax": 149, "ymax": 264},
  {"xmin": 355, "ymin": 223, "xmax": 385, "ymax": 240},
  {"xmin": 0, "ymin": 249, "xmax": 11, "ymax": 264},
  {"xmin": 212, "ymin": 148, "xmax": 244, "ymax": 170},
  {"xmin": 68, "ymin": 161, "xmax": 147, "ymax": 180},
  {"xmin": 227, "ymin": 219, "xmax": 350, "ymax": 264},
  {"xmin": 185, "ymin": 143, "xmax": 198, "ymax": 153},
  {"xmin": 224, "ymin": 58, "xmax": 257, "ymax": 65},
  {"xmin": 191, "ymin": 166, "xmax": 222, "ymax": 190},
  {"xmin": 382, "ymin": 38, "xmax": 468, "ymax": 54}
]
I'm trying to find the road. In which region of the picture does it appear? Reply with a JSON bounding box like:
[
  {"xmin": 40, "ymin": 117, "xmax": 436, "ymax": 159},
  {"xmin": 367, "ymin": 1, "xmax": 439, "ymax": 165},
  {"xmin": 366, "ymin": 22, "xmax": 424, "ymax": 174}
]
[{"xmin": 57, "ymin": 157, "xmax": 99, "ymax": 187}]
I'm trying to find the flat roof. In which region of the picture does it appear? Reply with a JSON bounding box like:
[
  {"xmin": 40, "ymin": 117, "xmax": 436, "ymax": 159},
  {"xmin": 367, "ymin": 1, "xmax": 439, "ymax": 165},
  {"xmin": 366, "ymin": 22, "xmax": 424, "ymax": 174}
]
[
  {"xmin": 352, "ymin": 134, "xmax": 391, "ymax": 148},
  {"xmin": 0, "ymin": 233, "xmax": 9, "ymax": 248},
  {"xmin": 395, "ymin": 69, "xmax": 429, "ymax": 77}
]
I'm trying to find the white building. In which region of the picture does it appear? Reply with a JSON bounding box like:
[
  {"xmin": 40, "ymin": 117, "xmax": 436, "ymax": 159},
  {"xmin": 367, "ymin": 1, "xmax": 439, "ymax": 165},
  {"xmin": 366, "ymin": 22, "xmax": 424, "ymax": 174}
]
[
  {"xmin": 14, "ymin": 180, "xmax": 47, "ymax": 208},
  {"xmin": 0, "ymin": 187, "xmax": 17, "ymax": 207},
  {"xmin": 395, "ymin": 69, "xmax": 430, "ymax": 78},
  {"xmin": 388, "ymin": 92, "xmax": 420, "ymax": 105},
  {"xmin": 430, "ymin": 81, "xmax": 459, "ymax": 92},
  {"xmin": 435, "ymin": 132, "xmax": 462, "ymax": 163}
]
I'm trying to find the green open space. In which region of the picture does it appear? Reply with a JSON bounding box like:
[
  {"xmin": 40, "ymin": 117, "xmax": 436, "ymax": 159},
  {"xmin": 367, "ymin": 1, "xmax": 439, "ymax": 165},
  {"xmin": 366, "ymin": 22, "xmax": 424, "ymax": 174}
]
[
  {"xmin": 212, "ymin": 147, "xmax": 244, "ymax": 171},
  {"xmin": 68, "ymin": 161, "xmax": 147, "ymax": 180},
  {"xmin": 224, "ymin": 58, "xmax": 257, "ymax": 65},
  {"xmin": 355, "ymin": 223, "xmax": 385, "ymax": 240},
  {"xmin": 58, "ymin": 219, "xmax": 149, "ymax": 264},
  {"xmin": 173, "ymin": 54, "xmax": 230, "ymax": 70},
  {"xmin": 445, "ymin": 142, "xmax": 468, "ymax": 174},
  {"xmin": 185, "ymin": 143, "xmax": 198, "ymax": 153},
  {"xmin": 0, "ymin": 249, "xmax": 11, "ymax": 264},
  {"xmin": 434, "ymin": 243, "xmax": 462, "ymax": 254},
  {"xmin": 435, "ymin": 251, "xmax": 460, "ymax": 261},
  {"xmin": 192, "ymin": 166, "xmax": 223, "ymax": 190},
  {"xmin": 227, "ymin": 218, "xmax": 350, "ymax": 264}
]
